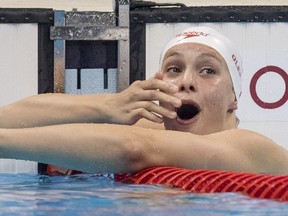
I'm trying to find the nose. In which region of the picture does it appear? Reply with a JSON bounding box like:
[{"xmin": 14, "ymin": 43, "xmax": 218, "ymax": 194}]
[{"xmin": 179, "ymin": 72, "xmax": 196, "ymax": 92}]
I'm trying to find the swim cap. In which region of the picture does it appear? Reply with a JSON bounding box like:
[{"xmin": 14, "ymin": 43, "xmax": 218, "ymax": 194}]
[{"xmin": 160, "ymin": 26, "xmax": 243, "ymax": 100}]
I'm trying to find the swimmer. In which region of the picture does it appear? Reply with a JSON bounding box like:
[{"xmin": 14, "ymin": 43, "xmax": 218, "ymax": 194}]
[{"xmin": 0, "ymin": 27, "xmax": 287, "ymax": 175}]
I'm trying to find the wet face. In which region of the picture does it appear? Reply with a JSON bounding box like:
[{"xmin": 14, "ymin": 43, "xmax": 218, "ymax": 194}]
[{"xmin": 160, "ymin": 43, "xmax": 237, "ymax": 134}]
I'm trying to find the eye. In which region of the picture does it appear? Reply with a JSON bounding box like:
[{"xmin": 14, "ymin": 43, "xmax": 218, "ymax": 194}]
[
  {"xmin": 200, "ymin": 68, "xmax": 216, "ymax": 75},
  {"xmin": 166, "ymin": 66, "xmax": 181, "ymax": 74}
]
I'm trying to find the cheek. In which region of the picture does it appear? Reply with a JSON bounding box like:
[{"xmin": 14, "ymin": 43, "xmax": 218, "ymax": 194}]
[
  {"xmin": 209, "ymin": 78, "xmax": 232, "ymax": 94},
  {"xmin": 162, "ymin": 75, "xmax": 178, "ymax": 85},
  {"xmin": 203, "ymin": 81, "xmax": 231, "ymax": 106}
]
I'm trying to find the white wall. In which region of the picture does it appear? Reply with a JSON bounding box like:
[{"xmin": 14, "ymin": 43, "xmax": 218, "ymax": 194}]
[
  {"xmin": 0, "ymin": 24, "xmax": 38, "ymax": 173},
  {"xmin": 0, "ymin": 24, "xmax": 38, "ymax": 106},
  {"xmin": 0, "ymin": 0, "xmax": 114, "ymax": 11}
]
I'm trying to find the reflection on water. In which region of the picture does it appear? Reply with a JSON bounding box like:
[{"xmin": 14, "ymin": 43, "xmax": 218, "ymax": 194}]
[{"xmin": 0, "ymin": 173, "xmax": 287, "ymax": 215}]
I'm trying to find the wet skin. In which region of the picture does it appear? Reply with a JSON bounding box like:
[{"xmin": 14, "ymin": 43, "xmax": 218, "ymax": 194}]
[{"xmin": 160, "ymin": 43, "xmax": 238, "ymax": 135}]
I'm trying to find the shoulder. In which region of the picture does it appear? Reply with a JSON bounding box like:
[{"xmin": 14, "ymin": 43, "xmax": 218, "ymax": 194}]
[
  {"xmin": 208, "ymin": 129, "xmax": 288, "ymax": 174},
  {"xmin": 129, "ymin": 126, "xmax": 288, "ymax": 174},
  {"xmin": 207, "ymin": 128, "xmax": 277, "ymax": 146}
]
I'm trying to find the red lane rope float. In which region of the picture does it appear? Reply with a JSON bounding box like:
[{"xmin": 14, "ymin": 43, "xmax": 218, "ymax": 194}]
[
  {"xmin": 114, "ymin": 167, "xmax": 288, "ymax": 201},
  {"xmin": 47, "ymin": 165, "xmax": 288, "ymax": 201}
]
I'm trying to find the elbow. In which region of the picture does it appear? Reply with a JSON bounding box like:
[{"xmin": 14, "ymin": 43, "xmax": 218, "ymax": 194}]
[{"xmin": 120, "ymin": 133, "xmax": 151, "ymax": 173}]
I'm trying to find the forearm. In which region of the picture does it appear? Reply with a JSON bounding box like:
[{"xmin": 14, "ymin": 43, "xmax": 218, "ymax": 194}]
[
  {"xmin": 0, "ymin": 77, "xmax": 181, "ymax": 129},
  {"xmin": 1, "ymin": 124, "xmax": 285, "ymax": 175},
  {"xmin": 0, "ymin": 124, "xmax": 146, "ymax": 174},
  {"xmin": 0, "ymin": 93, "xmax": 114, "ymax": 128}
]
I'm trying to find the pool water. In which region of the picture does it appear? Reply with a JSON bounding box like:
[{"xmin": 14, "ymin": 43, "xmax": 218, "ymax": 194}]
[{"xmin": 0, "ymin": 173, "xmax": 287, "ymax": 215}]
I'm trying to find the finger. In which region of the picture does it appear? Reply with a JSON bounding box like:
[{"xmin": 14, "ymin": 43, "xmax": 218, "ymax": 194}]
[
  {"xmin": 138, "ymin": 90, "xmax": 181, "ymax": 108},
  {"xmin": 137, "ymin": 101, "xmax": 177, "ymax": 119},
  {"xmin": 154, "ymin": 71, "xmax": 164, "ymax": 80},
  {"xmin": 140, "ymin": 78, "xmax": 178, "ymax": 94},
  {"xmin": 132, "ymin": 108, "xmax": 163, "ymax": 124}
]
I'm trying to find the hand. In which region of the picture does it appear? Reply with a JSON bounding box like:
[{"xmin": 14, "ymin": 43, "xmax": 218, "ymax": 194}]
[{"xmin": 106, "ymin": 72, "xmax": 181, "ymax": 125}]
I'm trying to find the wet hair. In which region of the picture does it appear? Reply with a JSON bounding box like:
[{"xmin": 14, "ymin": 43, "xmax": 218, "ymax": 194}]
[{"xmin": 236, "ymin": 117, "xmax": 240, "ymax": 126}]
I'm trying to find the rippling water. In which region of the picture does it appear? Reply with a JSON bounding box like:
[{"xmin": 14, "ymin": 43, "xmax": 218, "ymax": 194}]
[{"xmin": 0, "ymin": 173, "xmax": 287, "ymax": 215}]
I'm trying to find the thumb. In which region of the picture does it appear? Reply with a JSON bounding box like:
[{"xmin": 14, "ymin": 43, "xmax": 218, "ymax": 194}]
[{"xmin": 154, "ymin": 71, "xmax": 164, "ymax": 80}]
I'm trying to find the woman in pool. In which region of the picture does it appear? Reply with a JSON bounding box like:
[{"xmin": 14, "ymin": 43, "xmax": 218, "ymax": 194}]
[{"xmin": 0, "ymin": 27, "xmax": 287, "ymax": 175}]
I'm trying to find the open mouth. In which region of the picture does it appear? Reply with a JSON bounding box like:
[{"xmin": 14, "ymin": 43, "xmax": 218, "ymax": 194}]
[{"xmin": 176, "ymin": 104, "xmax": 200, "ymax": 120}]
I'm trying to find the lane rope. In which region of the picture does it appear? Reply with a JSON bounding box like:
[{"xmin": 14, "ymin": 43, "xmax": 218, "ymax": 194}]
[{"xmin": 47, "ymin": 165, "xmax": 288, "ymax": 201}]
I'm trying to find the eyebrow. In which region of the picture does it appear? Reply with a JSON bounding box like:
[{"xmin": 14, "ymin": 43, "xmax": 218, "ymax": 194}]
[
  {"xmin": 164, "ymin": 49, "xmax": 223, "ymax": 61},
  {"xmin": 163, "ymin": 48, "xmax": 225, "ymax": 67},
  {"xmin": 195, "ymin": 52, "xmax": 223, "ymax": 62},
  {"xmin": 164, "ymin": 51, "xmax": 182, "ymax": 60}
]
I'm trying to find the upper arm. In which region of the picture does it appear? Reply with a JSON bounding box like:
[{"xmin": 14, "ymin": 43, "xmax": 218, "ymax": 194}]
[
  {"xmin": 140, "ymin": 128, "xmax": 288, "ymax": 175},
  {"xmin": 200, "ymin": 129, "xmax": 288, "ymax": 174},
  {"xmin": 234, "ymin": 129, "xmax": 288, "ymax": 174}
]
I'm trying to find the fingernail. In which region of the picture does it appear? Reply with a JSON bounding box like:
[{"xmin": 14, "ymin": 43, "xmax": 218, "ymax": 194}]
[
  {"xmin": 173, "ymin": 99, "xmax": 182, "ymax": 107},
  {"xmin": 169, "ymin": 111, "xmax": 177, "ymax": 119}
]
